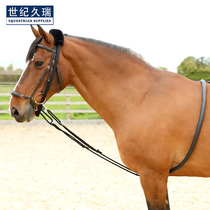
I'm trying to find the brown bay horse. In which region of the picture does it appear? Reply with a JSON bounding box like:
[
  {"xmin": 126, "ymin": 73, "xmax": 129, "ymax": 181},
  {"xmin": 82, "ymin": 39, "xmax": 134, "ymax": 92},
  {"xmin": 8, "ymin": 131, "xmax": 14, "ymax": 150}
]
[{"xmin": 9, "ymin": 25, "xmax": 210, "ymax": 210}]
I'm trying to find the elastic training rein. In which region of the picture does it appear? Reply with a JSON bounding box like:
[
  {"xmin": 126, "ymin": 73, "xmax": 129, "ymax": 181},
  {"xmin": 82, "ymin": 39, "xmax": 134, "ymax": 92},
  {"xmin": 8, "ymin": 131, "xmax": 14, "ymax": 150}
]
[
  {"xmin": 11, "ymin": 28, "xmax": 207, "ymax": 176},
  {"xmin": 41, "ymin": 108, "xmax": 139, "ymax": 176}
]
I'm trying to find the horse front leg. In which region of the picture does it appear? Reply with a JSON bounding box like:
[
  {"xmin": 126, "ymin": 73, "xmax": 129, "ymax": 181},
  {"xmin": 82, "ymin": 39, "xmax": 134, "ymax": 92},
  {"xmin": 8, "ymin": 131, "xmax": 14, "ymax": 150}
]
[
  {"xmin": 140, "ymin": 169, "xmax": 170, "ymax": 210},
  {"xmin": 166, "ymin": 188, "xmax": 170, "ymax": 210}
]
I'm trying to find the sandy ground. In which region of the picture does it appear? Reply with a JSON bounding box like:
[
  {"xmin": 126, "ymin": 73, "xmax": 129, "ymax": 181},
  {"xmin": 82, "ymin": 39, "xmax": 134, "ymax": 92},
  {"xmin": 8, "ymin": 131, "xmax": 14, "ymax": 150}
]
[{"xmin": 0, "ymin": 121, "xmax": 210, "ymax": 210}]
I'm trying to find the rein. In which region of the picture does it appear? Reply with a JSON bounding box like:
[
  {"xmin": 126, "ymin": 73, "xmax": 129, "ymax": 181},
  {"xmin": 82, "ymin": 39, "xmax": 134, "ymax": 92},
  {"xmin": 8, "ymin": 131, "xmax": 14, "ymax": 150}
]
[
  {"xmin": 40, "ymin": 108, "xmax": 139, "ymax": 176},
  {"xmin": 11, "ymin": 28, "xmax": 207, "ymax": 176}
]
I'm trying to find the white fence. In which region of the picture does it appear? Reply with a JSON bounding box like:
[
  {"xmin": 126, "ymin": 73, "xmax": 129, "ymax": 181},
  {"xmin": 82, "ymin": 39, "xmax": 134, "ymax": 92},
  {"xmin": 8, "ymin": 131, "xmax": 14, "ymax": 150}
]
[{"xmin": 0, "ymin": 93, "xmax": 96, "ymax": 120}]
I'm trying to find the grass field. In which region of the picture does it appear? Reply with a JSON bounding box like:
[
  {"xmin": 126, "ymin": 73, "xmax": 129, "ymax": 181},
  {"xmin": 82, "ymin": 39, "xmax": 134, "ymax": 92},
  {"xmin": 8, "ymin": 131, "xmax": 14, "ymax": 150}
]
[{"xmin": 0, "ymin": 84, "xmax": 101, "ymax": 120}]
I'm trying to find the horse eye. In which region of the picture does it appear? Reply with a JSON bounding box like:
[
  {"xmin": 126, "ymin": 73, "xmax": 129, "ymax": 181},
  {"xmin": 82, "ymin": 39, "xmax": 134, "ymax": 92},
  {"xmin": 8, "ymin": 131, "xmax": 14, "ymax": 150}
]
[{"xmin": 35, "ymin": 61, "xmax": 44, "ymax": 68}]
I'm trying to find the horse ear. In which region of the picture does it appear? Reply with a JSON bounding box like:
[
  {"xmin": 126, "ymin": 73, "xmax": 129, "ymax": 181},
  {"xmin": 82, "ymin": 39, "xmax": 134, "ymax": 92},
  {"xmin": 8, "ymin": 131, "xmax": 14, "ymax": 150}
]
[
  {"xmin": 37, "ymin": 25, "xmax": 54, "ymax": 45},
  {"xmin": 30, "ymin": 25, "xmax": 39, "ymax": 38}
]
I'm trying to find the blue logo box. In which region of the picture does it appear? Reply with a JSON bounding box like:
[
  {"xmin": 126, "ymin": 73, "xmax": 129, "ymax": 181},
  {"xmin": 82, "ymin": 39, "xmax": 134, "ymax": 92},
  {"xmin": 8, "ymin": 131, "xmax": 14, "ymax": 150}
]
[{"xmin": 6, "ymin": 5, "xmax": 54, "ymax": 25}]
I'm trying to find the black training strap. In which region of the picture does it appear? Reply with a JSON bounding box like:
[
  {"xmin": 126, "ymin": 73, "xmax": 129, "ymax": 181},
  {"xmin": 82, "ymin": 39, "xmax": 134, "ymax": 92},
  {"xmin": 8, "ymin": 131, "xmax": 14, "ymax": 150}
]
[
  {"xmin": 169, "ymin": 79, "xmax": 206, "ymax": 174},
  {"xmin": 40, "ymin": 108, "xmax": 140, "ymax": 176}
]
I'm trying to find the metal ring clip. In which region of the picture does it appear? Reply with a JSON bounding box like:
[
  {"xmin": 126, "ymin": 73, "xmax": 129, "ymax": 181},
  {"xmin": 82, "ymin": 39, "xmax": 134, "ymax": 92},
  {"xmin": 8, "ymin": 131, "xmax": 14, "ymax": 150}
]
[{"xmin": 33, "ymin": 93, "xmax": 46, "ymax": 105}]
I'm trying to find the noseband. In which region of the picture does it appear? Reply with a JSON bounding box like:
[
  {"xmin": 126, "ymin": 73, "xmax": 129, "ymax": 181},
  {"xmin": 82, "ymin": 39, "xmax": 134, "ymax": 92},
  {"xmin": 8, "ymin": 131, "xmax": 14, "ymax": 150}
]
[{"xmin": 11, "ymin": 29, "xmax": 64, "ymax": 117}]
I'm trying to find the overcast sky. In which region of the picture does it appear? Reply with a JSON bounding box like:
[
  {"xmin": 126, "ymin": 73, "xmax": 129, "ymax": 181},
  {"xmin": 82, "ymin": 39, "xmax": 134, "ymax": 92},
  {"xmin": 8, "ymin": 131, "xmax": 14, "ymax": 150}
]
[{"xmin": 1, "ymin": 0, "xmax": 210, "ymax": 73}]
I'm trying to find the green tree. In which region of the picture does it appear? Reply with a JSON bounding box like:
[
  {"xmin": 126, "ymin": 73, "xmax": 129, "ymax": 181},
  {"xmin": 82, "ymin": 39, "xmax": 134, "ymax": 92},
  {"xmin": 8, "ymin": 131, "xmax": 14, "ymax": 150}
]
[
  {"xmin": 6, "ymin": 64, "xmax": 13, "ymax": 73},
  {"xmin": 177, "ymin": 56, "xmax": 197, "ymax": 76},
  {"xmin": 14, "ymin": 68, "xmax": 23, "ymax": 75},
  {"xmin": 177, "ymin": 56, "xmax": 210, "ymax": 80},
  {"xmin": 158, "ymin": 67, "xmax": 168, "ymax": 71},
  {"xmin": 0, "ymin": 66, "xmax": 4, "ymax": 74}
]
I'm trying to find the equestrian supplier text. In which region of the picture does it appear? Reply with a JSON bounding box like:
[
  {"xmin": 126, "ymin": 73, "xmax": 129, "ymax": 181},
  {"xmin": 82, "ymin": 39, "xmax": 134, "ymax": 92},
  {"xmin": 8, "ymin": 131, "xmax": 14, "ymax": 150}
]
[{"xmin": 6, "ymin": 5, "xmax": 54, "ymax": 25}]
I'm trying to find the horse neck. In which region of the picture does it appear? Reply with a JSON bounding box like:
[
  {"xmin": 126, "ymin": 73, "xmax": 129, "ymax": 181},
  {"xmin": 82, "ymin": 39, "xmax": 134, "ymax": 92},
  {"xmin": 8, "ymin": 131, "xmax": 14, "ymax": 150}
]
[{"xmin": 62, "ymin": 37, "xmax": 159, "ymax": 129}]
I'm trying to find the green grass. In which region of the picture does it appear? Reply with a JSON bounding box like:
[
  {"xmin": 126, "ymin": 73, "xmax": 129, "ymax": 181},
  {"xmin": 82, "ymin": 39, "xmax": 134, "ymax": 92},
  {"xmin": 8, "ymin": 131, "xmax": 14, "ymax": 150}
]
[
  {"xmin": 0, "ymin": 84, "xmax": 15, "ymax": 93},
  {"xmin": 0, "ymin": 85, "xmax": 101, "ymax": 120}
]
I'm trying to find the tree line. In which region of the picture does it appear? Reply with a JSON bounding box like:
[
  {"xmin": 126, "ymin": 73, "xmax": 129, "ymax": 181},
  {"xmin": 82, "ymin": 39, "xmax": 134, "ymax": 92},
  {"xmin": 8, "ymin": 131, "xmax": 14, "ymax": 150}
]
[
  {"xmin": 160, "ymin": 56, "xmax": 210, "ymax": 80},
  {"xmin": 0, "ymin": 64, "xmax": 23, "ymax": 82},
  {"xmin": 0, "ymin": 64, "xmax": 23, "ymax": 75},
  {"xmin": 177, "ymin": 56, "xmax": 210, "ymax": 80}
]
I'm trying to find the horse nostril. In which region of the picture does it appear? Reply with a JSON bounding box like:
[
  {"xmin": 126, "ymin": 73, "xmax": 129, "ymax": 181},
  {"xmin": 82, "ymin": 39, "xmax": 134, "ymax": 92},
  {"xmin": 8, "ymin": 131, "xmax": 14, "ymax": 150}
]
[{"xmin": 11, "ymin": 106, "xmax": 20, "ymax": 119}]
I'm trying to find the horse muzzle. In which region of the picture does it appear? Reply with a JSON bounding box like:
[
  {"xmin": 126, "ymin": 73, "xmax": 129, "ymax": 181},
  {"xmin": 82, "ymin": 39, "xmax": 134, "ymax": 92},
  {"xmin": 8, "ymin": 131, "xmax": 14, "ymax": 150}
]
[{"xmin": 10, "ymin": 101, "xmax": 35, "ymax": 123}]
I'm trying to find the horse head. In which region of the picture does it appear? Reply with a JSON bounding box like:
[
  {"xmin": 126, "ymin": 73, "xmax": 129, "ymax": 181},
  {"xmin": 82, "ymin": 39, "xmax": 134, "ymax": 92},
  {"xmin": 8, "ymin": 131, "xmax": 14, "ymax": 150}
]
[{"xmin": 9, "ymin": 25, "xmax": 67, "ymax": 122}]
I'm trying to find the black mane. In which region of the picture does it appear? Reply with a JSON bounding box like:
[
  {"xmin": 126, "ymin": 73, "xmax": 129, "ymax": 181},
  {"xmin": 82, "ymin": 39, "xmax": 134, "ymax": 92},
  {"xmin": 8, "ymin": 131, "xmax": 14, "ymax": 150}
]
[
  {"xmin": 26, "ymin": 33, "xmax": 145, "ymax": 63},
  {"xmin": 26, "ymin": 36, "xmax": 42, "ymax": 63},
  {"xmin": 64, "ymin": 34, "xmax": 145, "ymax": 61}
]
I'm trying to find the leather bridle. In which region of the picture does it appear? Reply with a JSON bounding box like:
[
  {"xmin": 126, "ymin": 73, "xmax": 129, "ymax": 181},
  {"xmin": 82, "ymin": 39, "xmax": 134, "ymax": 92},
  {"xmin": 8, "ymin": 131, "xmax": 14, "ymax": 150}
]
[{"xmin": 11, "ymin": 30, "xmax": 64, "ymax": 117}]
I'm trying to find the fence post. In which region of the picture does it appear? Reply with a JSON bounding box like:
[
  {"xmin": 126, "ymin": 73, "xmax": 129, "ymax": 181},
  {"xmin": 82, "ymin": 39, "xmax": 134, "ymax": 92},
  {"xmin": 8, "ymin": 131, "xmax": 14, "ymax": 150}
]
[{"xmin": 66, "ymin": 95, "xmax": 70, "ymax": 120}]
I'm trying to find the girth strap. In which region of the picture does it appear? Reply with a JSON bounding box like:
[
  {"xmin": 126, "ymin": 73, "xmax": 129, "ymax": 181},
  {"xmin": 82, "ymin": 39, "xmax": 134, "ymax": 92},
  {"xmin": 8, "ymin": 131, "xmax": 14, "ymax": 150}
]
[{"xmin": 169, "ymin": 79, "xmax": 207, "ymax": 174}]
